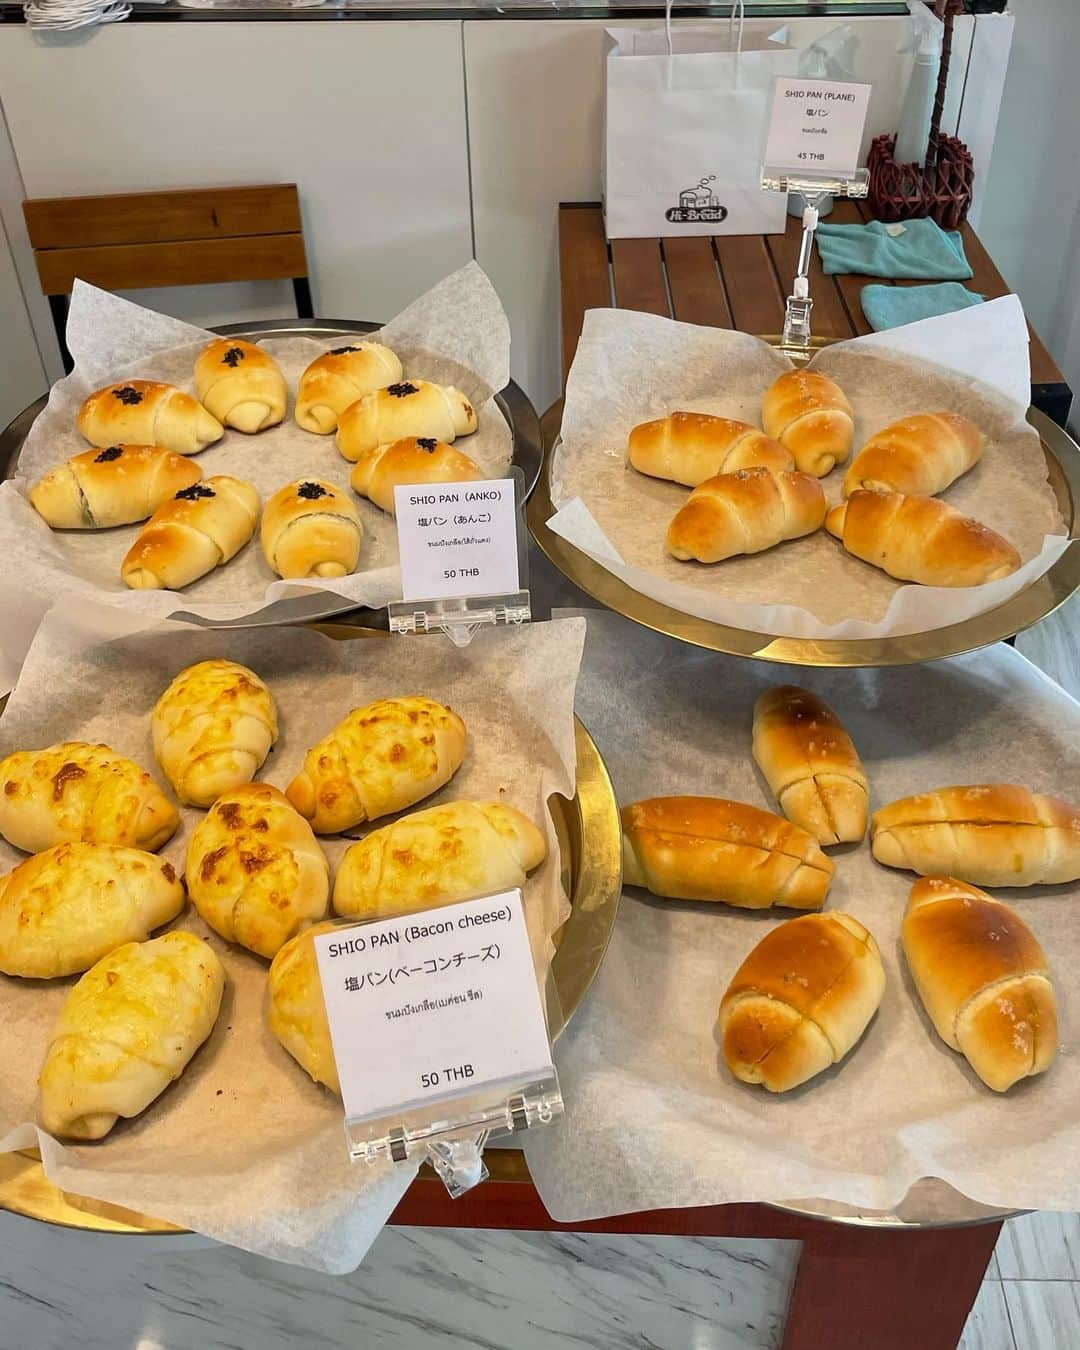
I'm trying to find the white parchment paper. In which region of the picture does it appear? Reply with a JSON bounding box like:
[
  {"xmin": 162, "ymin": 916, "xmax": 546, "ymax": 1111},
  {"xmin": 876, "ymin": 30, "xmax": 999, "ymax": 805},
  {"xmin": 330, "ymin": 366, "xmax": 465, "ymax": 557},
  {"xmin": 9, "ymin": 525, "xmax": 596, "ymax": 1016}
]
[
  {"xmin": 524, "ymin": 609, "xmax": 1080, "ymax": 1219},
  {"xmin": 0, "ymin": 601, "xmax": 583, "ymax": 1271}
]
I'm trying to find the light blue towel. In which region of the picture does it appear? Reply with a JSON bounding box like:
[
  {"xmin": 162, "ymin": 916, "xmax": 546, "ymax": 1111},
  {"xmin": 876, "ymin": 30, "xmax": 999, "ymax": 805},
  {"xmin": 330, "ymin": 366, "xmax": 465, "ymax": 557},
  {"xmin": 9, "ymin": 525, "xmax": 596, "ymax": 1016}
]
[
  {"xmin": 861, "ymin": 282, "xmax": 985, "ymax": 332},
  {"xmin": 816, "ymin": 218, "xmax": 973, "ymax": 280}
]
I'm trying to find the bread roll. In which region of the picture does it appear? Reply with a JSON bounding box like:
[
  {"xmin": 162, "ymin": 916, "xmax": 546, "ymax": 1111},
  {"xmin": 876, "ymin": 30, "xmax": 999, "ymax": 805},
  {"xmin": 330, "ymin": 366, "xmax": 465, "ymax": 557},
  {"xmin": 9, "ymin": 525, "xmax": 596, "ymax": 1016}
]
[
  {"xmin": 286, "ymin": 696, "xmax": 466, "ymax": 835},
  {"xmin": 28, "ymin": 445, "xmax": 202, "ymax": 529},
  {"xmin": 334, "ymin": 800, "xmax": 546, "ymax": 920},
  {"xmin": 843, "ymin": 412, "xmax": 985, "ymax": 498},
  {"xmin": 0, "ymin": 741, "xmax": 178, "ymax": 854},
  {"xmin": 621, "ymin": 796, "xmax": 833, "ymax": 910},
  {"xmin": 194, "ymin": 338, "xmax": 287, "ymax": 434},
  {"xmin": 349, "ymin": 438, "xmax": 484, "ymax": 515},
  {"xmin": 38, "ymin": 930, "xmax": 225, "ymax": 1140},
  {"xmin": 0, "ymin": 843, "xmax": 184, "ymax": 978},
  {"xmin": 336, "ymin": 380, "xmax": 477, "ymax": 463},
  {"xmin": 666, "ymin": 467, "xmax": 826, "ymax": 564},
  {"xmin": 826, "ymin": 490, "xmax": 1020, "ymax": 587},
  {"xmin": 152, "ymin": 659, "xmax": 278, "ymax": 808},
  {"xmin": 260, "ymin": 479, "xmax": 363, "ymax": 579},
  {"xmin": 295, "ymin": 342, "xmax": 403, "ymax": 435},
  {"xmin": 902, "ymin": 877, "xmax": 1057, "ymax": 1091},
  {"xmin": 761, "ymin": 371, "xmax": 854, "ymax": 477},
  {"xmin": 719, "ymin": 912, "xmax": 885, "ymax": 1091},
  {"xmin": 752, "ymin": 686, "xmax": 868, "ymax": 845},
  {"xmin": 121, "ymin": 476, "xmax": 260, "ymax": 590},
  {"xmin": 628, "ymin": 413, "xmax": 794, "ymax": 487},
  {"xmin": 872, "ymin": 785, "xmax": 1080, "ymax": 886},
  {"xmin": 267, "ymin": 919, "xmax": 339, "ymax": 1094},
  {"xmin": 77, "ymin": 380, "xmax": 223, "ymax": 456}
]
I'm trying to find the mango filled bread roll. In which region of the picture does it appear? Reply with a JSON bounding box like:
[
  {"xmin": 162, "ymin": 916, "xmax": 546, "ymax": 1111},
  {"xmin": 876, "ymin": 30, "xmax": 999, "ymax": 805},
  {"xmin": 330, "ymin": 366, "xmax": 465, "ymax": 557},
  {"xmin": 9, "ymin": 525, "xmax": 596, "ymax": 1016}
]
[
  {"xmin": 77, "ymin": 380, "xmax": 223, "ymax": 456},
  {"xmin": 152, "ymin": 659, "xmax": 278, "ymax": 808},
  {"xmin": 628, "ymin": 413, "xmax": 794, "ymax": 487},
  {"xmin": 28, "ymin": 445, "xmax": 201, "ymax": 530},
  {"xmin": 0, "ymin": 741, "xmax": 178, "ymax": 854},
  {"xmin": 267, "ymin": 920, "xmax": 339, "ymax": 1094},
  {"xmin": 260, "ymin": 479, "xmax": 363, "ymax": 580},
  {"xmin": 843, "ymin": 412, "xmax": 985, "ymax": 498},
  {"xmin": 193, "ymin": 338, "xmax": 287, "ymax": 434},
  {"xmin": 295, "ymin": 341, "xmax": 403, "ymax": 435},
  {"xmin": 334, "ymin": 800, "xmax": 546, "ymax": 920},
  {"xmin": 286, "ymin": 696, "xmax": 466, "ymax": 835},
  {"xmin": 38, "ymin": 931, "xmax": 225, "ymax": 1140},
  {"xmin": 902, "ymin": 877, "xmax": 1057, "ymax": 1092},
  {"xmin": 185, "ymin": 784, "xmax": 329, "ymax": 960},
  {"xmin": 761, "ymin": 370, "xmax": 854, "ymax": 477},
  {"xmin": 666, "ymin": 467, "xmax": 826, "ymax": 564},
  {"xmin": 349, "ymin": 438, "xmax": 484, "ymax": 515},
  {"xmin": 621, "ymin": 796, "xmax": 833, "ymax": 910},
  {"xmin": 121, "ymin": 476, "xmax": 260, "ymax": 591},
  {"xmin": 872, "ymin": 785, "xmax": 1080, "ymax": 887},
  {"xmin": 0, "ymin": 843, "xmax": 184, "ymax": 979},
  {"xmin": 336, "ymin": 380, "xmax": 477, "ymax": 463}
]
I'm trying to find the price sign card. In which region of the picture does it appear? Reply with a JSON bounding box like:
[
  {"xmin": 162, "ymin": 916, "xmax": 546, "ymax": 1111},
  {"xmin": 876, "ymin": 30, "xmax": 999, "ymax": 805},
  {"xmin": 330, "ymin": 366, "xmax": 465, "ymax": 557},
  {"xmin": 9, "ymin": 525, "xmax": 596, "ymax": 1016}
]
[
  {"xmin": 763, "ymin": 78, "xmax": 872, "ymax": 178},
  {"xmin": 395, "ymin": 477, "xmax": 520, "ymax": 602}
]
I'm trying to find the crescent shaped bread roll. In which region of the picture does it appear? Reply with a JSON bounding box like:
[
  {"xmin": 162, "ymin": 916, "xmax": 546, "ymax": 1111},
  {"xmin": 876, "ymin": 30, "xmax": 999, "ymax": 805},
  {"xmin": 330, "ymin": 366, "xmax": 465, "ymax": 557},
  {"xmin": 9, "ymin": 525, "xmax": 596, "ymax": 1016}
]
[
  {"xmin": 267, "ymin": 920, "xmax": 339, "ymax": 1094},
  {"xmin": 628, "ymin": 413, "xmax": 794, "ymax": 487},
  {"xmin": 621, "ymin": 796, "xmax": 833, "ymax": 910},
  {"xmin": 902, "ymin": 877, "xmax": 1057, "ymax": 1092},
  {"xmin": 0, "ymin": 742, "xmax": 178, "ymax": 854},
  {"xmin": 286, "ymin": 696, "xmax": 467, "ymax": 835},
  {"xmin": 718, "ymin": 912, "xmax": 885, "ymax": 1092},
  {"xmin": 666, "ymin": 467, "xmax": 826, "ymax": 564},
  {"xmin": 761, "ymin": 370, "xmax": 855, "ymax": 477},
  {"xmin": 185, "ymin": 784, "xmax": 329, "ymax": 960},
  {"xmin": 752, "ymin": 687, "xmax": 868, "ymax": 845},
  {"xmin": 335, "ymin": 380, "xmax": 478, "ymax": 463},
  {"xmin": 0, "ymin": 843, "xmax": 184, "ymax": 978},
  {"xmin": 871, "ymin": 785, "xmax": 1080, "ymax": 886},
  {"xmin": 843, "ymin": 412, "xmax": 985, "ymax": 498},
  {"xmin": 349, "ymin": 438, "xmax": 484, "ymax": 515},
  {"xmin": 333, "ymin": 800, "xmax": 547, "ymax": 920},
  {"xmin": 121, "ymin": 476, "xmax": 260, "ymax": 590},
  {"xmin": 295, "ymin": 341, "xmax": 403, "ymax": 435},
  {"xmin": 77, "ymin": 380, "xmax": 223, "ymax": 456},
  {"xmin": 28, "ymin": 445, "xmax": 201, "ymax": 529},
  {"xmin": 152, "ymin": 659, "xmax": 278, "ymax": 808},
  {"xmin": 193, "ymin": 338, "xmax": 287, "ymax": 434},
  {"xmin": 38, "ymin": 931, "xmax": 225, "ymax": 1140},
  {"xmin": 260, "ymin": 479, "xmax": 363, "ymax": 579}
]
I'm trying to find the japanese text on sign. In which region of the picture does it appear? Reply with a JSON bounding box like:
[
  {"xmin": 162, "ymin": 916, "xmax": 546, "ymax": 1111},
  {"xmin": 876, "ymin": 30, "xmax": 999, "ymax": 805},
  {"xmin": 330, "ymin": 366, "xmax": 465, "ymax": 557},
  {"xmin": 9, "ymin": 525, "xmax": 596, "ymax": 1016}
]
[
  {"xmin": 763, "ymin": 78, "xmax": 872, "ymax": 178},
  {"xmin": 394, "ymin": 478, "xmax": 520, "ymax": 602}
]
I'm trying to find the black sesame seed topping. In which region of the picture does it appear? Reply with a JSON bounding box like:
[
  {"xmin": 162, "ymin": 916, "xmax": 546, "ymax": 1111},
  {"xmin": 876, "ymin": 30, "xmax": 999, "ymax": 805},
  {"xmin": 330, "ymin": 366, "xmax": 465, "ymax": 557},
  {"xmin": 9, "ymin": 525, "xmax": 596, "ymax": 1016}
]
[
  {"xmin": 221, "ymin": 346, "xmax": 245, "ymax": 367},
  {"xmin": 94, "ymin": 446, "xmax": 124, "ymax": 462},
  {"xmin": 328, "ymin": 345, "xmax": 361, "ymax": 356},
  {"xmin": 297, "ymin": 481, "xmax": 330, "ymax": 500},
  {"xmin": 416, "ymin": 438, "xmax": 438, "ymax": 453},
  {"xmin": 387, "ymin": 382, "xmax": 418, "ymax": 398},
  {"xmin": 112, "ymin": 386, "xmax": 143, "ymax": 405},
  {"xmin": 175, "ymin": 484, "xmax": 215, "ymax": 501}
]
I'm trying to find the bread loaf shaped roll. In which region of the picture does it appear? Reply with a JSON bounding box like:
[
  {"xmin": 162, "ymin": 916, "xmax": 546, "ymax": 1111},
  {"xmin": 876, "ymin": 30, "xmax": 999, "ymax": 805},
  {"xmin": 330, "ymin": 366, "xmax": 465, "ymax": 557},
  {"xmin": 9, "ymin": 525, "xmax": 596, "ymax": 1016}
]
[
  {"xmin": 260, "ymin": 479, "xmax": 363, "ymax": 579},
  {"xmin": 295, "ymin": 341, "xmax": 403, "ymax": 435},
  {"xmin": 152, "ymin": 659, "xmax": 279, "ymax": 808},
  {"xmin": 843, "ymin": 412, "xmax": 985, "ymax": 498},
  {"xmin": 752, "ymin": 686, "xmax": 868, "ymax": 845},
  {"xmin": 186, "ymin": 784, "xmax": 329, "ymax": 959},
  {"xmin": 666, "ymin": 467, "xmax": 826, "ymax": 564},
  {"xmin": 121, "ymin": 476, "xmax": 260, "ymax": 590},
  {"xmin": 194, "ymin": 338, "xmax": 287, "ymax": 434},
  {"xmin": 621, "ymin": 796, "xmax": 833, "ymax": 910},
  {"xmin": 336, "ymin": 380, "xmax": 477, "ymax": 463},
  {"xmin": 267, "ymin": 919, "xmax": 339, "ymax": 1094},
  {"xmin": 628, "ymin": 413, "xmax": 794, "ymax": 487},
  {"xmin": 761, "ymin": 371, "xmax": 854, "ymax": 477},
  {"xmin": 334, "ymin": 800, "xmax": 546, "ymax": 920},
  {"xmin": 826, "ymin": 491, "xmax": 1020, "ymax": 587},
  {"xmin": 872, "ymin": 785, "xmax": 1080, "ymax": 887},
  {"xmin": 286, "ymin": 696, "xmax": 467, "ymax": 835},
  {"xmin": 0, "ymin": 741, "xmax": 178, "ymax": 854},
  {"xmin": 29, "ymin": 445, "xmax": 202, "ymax": 530},
  {"xmin": 77, "ymin": 380, "xmax": 223, "ymax": 456},
  {"xmin": 902, "ymin": 877, "xmax": 1057, "ymax": 1091},
  {"xmin": 0, "ymin": 843, "xmax": 184, "ymax": 978},
  {"xmin": 719, "ymin": 912, "xmax": 885, "ymax": 1092},
  {"xmin": 349, "ymin": 438, "xmax": 484, "ymax": 515},
  {"xmin": 38, "ymin": 930, "xmax": 225, "ymax": 1140}
]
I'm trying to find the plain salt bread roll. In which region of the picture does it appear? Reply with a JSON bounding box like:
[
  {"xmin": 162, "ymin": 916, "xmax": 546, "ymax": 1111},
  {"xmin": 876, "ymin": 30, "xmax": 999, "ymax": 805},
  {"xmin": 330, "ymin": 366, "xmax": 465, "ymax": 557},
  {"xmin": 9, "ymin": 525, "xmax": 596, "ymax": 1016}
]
[
  {"xmin": 260, "ymin": 479, "xmax": 363, "ymax": 579},
  {"xmin": 718, "ymin": 912, "xmax": 885, "ymax": 1092},
  {"xmin": 77, "ymin": 380, "xmax": 223, "ymax": 456},
  {"xmin": 267, "ymin": 920, "xmax": 340, "ymax": 1094},
  {"xmin": 121, "ymin": 476, "xmax": 260, "ymax": 590},
  {"xmin": 295, "ymin": 341, "xmax": 403, "ymax": 434},
  {"xmin": 349, "ymin": 437, "xmax": 484, "ymax": 515},
  {"xmin": 620, "ymin": 796, "xmax": 834, "ymax": 910},
  {"xmin": 752, "ymin": 686, "xmax": 868, "ymax": 845},
  {"xmin": 193, "ymin": 338, "xmax": 287, "ymax": 434},
  {"xmin": 628, "ymin": 412, "xmax": 794, "ymax": 487},
  {"xmin": 843, "ymin": 412, "xmax": 985, "ymax": 498},
  {"xmin": 666, "ymin": 467, "xmax": 826, "ymax": 564},
  {"xmin": 29, "ymin": 445, "xmax": 201, "ymax": 529},
  {"xmin": 761, "ymin": 370, "xmax": 854, "ymax": 477},
  {"xmin": 872, "ymin": 785, "xmax": 1080, "ymax": 887},
  {"xmin": 335, "ymin": 380, "xmax": 477, "ymax": 462},
  {"xmin": 826, "ymin": 490, "xmax": 1020, "ymax": 587},
  {"xmin": 901, "ymin": 877, "xmax": 1057, "ymax": 1092}
]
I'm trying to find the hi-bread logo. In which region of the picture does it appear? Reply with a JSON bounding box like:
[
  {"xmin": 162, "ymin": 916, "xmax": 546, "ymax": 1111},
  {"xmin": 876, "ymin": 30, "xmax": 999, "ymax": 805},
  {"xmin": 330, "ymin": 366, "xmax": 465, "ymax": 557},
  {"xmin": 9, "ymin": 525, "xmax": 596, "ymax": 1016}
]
[{"xmin": 666, "ymin": 175, "xmax": 728, "ymax": 224}]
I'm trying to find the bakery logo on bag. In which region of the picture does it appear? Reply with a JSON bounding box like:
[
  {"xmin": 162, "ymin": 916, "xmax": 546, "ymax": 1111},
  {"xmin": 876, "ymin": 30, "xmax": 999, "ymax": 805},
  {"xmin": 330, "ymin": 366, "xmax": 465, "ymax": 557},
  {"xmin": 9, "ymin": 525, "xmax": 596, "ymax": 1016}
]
[{"xmin": 665, "ymin": 175, "xmax": 727, "ymax": 224}]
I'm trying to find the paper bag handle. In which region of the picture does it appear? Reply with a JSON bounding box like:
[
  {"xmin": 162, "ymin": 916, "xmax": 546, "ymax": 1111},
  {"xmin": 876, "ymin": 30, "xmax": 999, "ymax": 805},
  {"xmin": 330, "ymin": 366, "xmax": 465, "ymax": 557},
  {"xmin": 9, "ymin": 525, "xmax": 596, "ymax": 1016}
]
[{"xmin": 664, "ymin": 0, "xmax": 746, "ymax": 86}]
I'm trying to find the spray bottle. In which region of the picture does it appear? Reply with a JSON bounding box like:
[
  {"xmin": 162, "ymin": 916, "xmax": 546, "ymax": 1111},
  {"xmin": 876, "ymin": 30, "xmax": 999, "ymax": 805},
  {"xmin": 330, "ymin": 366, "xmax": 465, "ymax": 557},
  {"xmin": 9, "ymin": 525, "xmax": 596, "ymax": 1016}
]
[
  {"xmin": 894, "ymin": 0, "xmax": 944, "ymax": 167},
  {"xmin": 788, "ymin": 24, "xmax": 858, "ymax": 219}
]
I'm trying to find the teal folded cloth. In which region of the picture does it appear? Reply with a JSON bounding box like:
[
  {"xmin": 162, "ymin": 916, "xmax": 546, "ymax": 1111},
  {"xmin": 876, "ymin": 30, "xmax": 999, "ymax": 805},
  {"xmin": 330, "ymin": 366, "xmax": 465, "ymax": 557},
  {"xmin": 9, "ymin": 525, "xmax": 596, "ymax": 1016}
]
[
  {"xmin": 815, "ymin": 217, "xmax": 973, "ymax": 280},
  {"xmin": 860, "ymin": 282, "xmax": 985, "ymax": 332}
]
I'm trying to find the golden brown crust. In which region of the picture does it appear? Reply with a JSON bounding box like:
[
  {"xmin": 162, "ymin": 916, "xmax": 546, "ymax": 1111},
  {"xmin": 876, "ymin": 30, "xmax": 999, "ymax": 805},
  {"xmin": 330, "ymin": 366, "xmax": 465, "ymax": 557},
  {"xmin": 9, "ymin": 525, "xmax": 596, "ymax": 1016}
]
[
  {"xmin": 349, "ymin": 438, "xmax": 484, "ymax": 514},
  {"xmin": 665, "ymin": 467, "xmax": 826, "ymax": 564},
  {"xmin": 760, "ymin": 371, "xmax": 854, "ymax": 477},
  {"xmin": 29, "ymin": 445, "xmax": 202, "ymax": 529},
  {"xmin": 628, "ymin": 412, "xmax": 794, "ymax": 486},
  {"xmin": 335, "ymin": 381, "xmax": 477, "ymax": 462},
  {"xmin": 260, "ymin": 479, "xmax": 363, "ymax": 579},
  {"xmin": 76, "ymin": 380, "xmax": 223, "ymax": 456},
  {"xmin": 843, "ymin": 412, "xmax": 985, "ymax": 498},
  {"xmin": 193, "ymin": 338, "xmax": 287, "ymax": 434},
  {"xmin": 295, "ymin": 342, "xmax": 403, "ymax": 435},
  {"xmin": 121, "ymin": 475, "xmax": 260, "ymax": 590},
  {"xmin": 267, "ymin": 919, "xmax": 340, "ymax": 1094}
]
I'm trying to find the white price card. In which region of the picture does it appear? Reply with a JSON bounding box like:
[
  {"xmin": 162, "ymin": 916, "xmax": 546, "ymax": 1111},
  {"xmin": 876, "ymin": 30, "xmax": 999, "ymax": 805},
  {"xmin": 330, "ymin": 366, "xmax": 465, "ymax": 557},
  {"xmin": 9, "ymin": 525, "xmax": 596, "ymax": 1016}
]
[
  {"xmin": 763, "ymin": 78, "xmax": 872, "ymax": 178},
  {"xmin": 394, "ymin": 477, "xmax": 520, "ymax": 602}
]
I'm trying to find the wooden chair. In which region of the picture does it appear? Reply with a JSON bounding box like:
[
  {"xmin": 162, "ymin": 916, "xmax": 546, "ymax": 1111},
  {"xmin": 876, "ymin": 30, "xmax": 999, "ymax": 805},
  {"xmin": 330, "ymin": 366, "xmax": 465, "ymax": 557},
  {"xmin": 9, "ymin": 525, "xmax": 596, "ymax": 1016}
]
[{"xmin": 22, "ymin": 183, "xmax": 313, "ymax": 372}]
